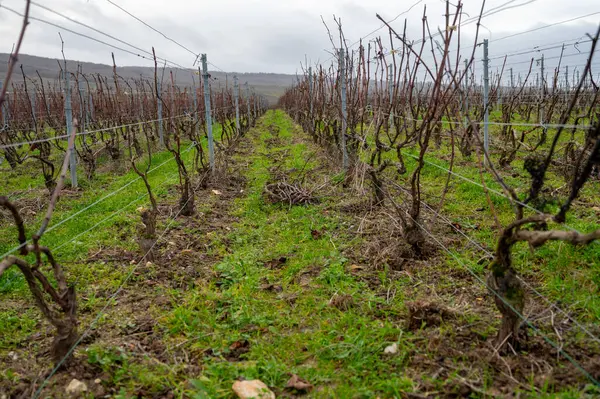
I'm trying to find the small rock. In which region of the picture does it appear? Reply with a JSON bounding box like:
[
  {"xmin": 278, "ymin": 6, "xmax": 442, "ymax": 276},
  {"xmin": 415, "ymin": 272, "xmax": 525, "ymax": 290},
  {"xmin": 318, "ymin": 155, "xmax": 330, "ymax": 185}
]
[
  {"xmin": 384, "ymin": 343, "xmax": 398, "ymax": 355},
  {"xmin": 232, "ymin": 380, "xmax": 275, "ymax": 399},
  {"xmin": 65, "ymin": 379, "xmax": 88, "ymax": 396},
  {"xmin": 7, "ymin": 351, "xmax": 17, "ymax": 361}
]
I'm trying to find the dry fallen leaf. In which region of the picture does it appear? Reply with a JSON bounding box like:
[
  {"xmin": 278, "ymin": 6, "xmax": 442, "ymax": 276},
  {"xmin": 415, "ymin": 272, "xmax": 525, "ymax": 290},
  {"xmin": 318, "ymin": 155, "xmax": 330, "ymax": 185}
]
[
  {"xmin": 229, "ymin": 340, "xmax": 250, "ymax": 351},
  {"xmin": 286, "ymin": 374, "xmax": 313, "ymax": 392}
]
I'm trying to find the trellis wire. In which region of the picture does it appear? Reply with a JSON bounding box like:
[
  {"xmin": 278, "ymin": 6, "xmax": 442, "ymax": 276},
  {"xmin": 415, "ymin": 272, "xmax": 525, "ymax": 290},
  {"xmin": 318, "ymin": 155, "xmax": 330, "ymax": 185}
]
[
  {"xmin": 384, "ymin": 177, "xmax": 600, "ymax": 348},
  {"xmin": 0, "ymin": 114, "xmax": 188, "ymax": 150},
  {"xmin": 53, "ymin": 166, "xmax": 187, "ymax": 254},
  {"xmin": 386, "ymin": 191, "xmax": 600, "ymax": 386},
  {"xmin": 0, "ymin": 103, "xmax": 238, "ymax": 151},
  {"xmin": 374, "ymin": 107, "xmax": 595, "ymax": 130},
  {"xmin": 0, "ymin": 142, "xmax": 198, "ymax": 260},
  {"xmin": 32, "ymin": 179, "xmax": 199, "ymax": 398}
]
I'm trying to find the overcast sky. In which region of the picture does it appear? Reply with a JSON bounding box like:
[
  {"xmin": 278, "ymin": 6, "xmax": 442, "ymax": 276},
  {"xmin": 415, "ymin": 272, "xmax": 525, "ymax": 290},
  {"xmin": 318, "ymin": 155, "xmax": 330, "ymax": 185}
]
[{"xmin": 0, "ymin": 0, "xmax": 598, "ymax": 80}]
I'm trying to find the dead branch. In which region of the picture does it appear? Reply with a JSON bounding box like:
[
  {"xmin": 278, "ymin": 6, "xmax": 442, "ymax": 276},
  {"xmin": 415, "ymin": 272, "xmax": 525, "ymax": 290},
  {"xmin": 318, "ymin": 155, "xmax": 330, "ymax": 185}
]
[
  {"xmin": 514, "ymin": 228, "xmax": 600, "ymax": 248},
  {"xmin": 0, "ymin": 0, "xmax": 31, "ymax": 108}
]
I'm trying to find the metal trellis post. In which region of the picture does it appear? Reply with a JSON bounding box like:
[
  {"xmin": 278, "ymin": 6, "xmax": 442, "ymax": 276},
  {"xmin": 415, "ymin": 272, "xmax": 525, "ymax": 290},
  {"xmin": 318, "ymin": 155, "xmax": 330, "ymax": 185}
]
[
  {"xmin": 482, "ymin": 39, "xmax": 490, "ymax": 160},
  {"xmin": 339, "ymin": 48, "xmax": 348, "ymax": 171},
  {"xmin": 64, "ymin": 70, "xmax": 77, "ymax": 187},
  {"xmin": 201, "ymin": 54, "xmax": 215, "ymax": 171},
  {"xmin": 245, "ymin": 82, "xmax": 251, "ymax": 128},
  {"xmin": 234, "ymin": 75, "xmax": 240, "ymax": 135},
  {"xmin": 388, "ymin": 64, "xmax": 394, "ymax": 131},
  {"xmin": 540, "ymin": 54, "xmax": 545, "ymax": 126},
  {"xmin": 308, "ymin": 67, "xmax": 313, "ymax": 129}
]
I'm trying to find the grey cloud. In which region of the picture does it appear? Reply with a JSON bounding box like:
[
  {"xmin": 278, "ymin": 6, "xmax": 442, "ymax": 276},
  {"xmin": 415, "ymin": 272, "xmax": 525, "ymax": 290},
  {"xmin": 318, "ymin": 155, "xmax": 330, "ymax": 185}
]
[
  {"xmin": 0, "ymin": 0, "xmax": 598, "ymax": 75},
  {"xmin": 471, "ymin": 22, "xmax": 598, "ymax": 81}
]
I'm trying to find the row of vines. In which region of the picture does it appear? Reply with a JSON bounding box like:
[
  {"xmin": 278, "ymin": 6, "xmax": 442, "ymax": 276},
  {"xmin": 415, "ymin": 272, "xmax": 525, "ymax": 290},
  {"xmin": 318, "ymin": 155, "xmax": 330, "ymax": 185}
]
[
  {"xmin": 279, "ymin": 0, "xmax": 600, "ymax": 362},
  {"xmin": 1, "ymin": 43, "xmax": 267, "ymax": 365}
]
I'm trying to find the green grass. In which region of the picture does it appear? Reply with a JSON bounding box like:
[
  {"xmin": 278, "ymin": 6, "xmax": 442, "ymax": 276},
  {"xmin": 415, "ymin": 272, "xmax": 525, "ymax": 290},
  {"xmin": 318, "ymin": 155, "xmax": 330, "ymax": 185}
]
[
  {"xmin": 0, "ymin": 131, "xmax": 208, "ymax": 359},
  {"xmin": 355, "ymin": 117, "xmax": 600, "ymax": 322},
  {"xmin": 160, "ymin": 110, "xmax": 414, "ymax": 397},
  {"xmin": 1, "ymin": 111, "xmax": 598, "ymax": 397},
  {"xmin": 1, "ymin": 147, "xmax": 187, "ymax": 288}
]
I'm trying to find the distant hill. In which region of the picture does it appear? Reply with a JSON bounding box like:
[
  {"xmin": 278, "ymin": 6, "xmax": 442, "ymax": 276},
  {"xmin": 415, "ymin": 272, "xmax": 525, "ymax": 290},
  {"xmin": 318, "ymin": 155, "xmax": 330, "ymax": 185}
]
[{"xmin": 0, "ymin": 53, "xmax": 297, "ymax": 105}]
